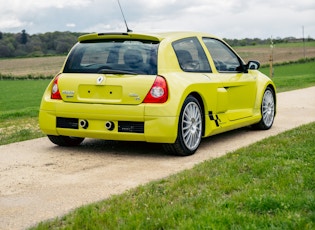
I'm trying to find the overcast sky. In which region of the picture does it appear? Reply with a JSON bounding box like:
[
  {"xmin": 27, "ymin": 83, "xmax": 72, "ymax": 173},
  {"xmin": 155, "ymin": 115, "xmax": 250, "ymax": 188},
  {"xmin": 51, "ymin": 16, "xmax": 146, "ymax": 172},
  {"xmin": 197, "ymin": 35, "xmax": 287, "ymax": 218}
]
[{"xmin": 0, "ymin": 0, "xmax": 314, "ymax": 39}]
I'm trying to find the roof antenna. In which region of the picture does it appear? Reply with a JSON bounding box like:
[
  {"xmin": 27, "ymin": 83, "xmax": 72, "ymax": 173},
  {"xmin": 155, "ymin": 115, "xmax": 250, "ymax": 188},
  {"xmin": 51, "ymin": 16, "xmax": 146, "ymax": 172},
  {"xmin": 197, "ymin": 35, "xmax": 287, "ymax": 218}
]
[{"xmin": 117, "ymin": 0, "xmax": 132, "ymax": 32}]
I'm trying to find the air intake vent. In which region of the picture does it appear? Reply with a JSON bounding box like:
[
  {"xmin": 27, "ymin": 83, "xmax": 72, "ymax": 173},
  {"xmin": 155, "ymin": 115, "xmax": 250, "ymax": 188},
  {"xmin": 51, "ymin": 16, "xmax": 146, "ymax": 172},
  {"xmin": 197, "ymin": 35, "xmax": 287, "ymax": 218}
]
[
  {"xmin": 118, "ymin": 121, "xmax": 144, "ymax": 133},
  {"xmin": 56, "ymin": 117, "xmax": 78, "ymax": 129}
]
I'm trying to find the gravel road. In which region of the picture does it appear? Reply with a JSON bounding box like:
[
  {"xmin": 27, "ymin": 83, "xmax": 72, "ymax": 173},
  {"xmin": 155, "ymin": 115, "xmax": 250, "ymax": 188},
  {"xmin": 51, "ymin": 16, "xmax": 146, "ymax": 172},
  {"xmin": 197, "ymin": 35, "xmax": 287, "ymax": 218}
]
[{"xmin": 1, "ymin": 87, "xmax": 315, "ymax": 230}]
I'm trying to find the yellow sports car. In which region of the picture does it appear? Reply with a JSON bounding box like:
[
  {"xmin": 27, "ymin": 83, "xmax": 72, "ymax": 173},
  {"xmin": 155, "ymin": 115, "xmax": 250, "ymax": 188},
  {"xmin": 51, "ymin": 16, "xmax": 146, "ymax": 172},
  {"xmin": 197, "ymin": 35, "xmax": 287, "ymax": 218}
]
[{"xmin": 39, "ymin": 32, "xmax": 276, "ymax": 156}]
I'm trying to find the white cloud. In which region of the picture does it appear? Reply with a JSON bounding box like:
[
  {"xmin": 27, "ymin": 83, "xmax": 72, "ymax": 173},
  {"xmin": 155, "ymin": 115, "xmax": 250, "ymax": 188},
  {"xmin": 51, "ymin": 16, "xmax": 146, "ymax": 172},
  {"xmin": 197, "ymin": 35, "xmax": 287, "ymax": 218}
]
[
  {"xmin": 66, "ymin": 23, "xmax": 76, "ymax": 28},
  {"xmin": 84, "ymin": 23, "xmax": 122, "ymax": 33},
  {"xmin": 136, "ymin": 0, "xmax": 177, "ymax": 9},
  {"xmin": 0, "ymin": 0, "xmax": 314, "ymax": 38},
  {"xmin": 0, "ymin": 16, "xmax": 24, "ymax": 29}
]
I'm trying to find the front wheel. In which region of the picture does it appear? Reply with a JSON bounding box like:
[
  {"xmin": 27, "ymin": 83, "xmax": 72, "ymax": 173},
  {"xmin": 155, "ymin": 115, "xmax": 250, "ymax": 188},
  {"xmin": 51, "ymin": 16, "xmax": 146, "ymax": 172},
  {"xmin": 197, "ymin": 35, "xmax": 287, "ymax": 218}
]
[
  {"xmin": 253, "ymin": 87, "xmax": 276, "ymax": 130},
  {"xmin": 47, "ymin": 135, "xmax": 84, "ymax": 146},
  {"xmin": 163, "ymin": 96, "xmax": 203, "ymax": 156}
]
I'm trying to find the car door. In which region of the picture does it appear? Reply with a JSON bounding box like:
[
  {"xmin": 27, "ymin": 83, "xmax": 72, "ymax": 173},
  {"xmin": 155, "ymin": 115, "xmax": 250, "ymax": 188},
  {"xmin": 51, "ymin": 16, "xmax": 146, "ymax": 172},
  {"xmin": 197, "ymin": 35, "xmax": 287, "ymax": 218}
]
[
  {"xmin": 172, "ymin": 37, "xmax": 225, "ymax": 121},
  {"xmin": 202, "ymin": 38, "xmax": 257, "ymax": 121}
]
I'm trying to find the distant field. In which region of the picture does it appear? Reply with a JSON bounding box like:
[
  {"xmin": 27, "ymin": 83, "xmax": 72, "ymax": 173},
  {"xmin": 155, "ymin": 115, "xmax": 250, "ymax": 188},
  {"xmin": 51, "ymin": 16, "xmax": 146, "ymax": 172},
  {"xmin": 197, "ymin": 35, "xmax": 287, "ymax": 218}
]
[
  {"xmin": 0, "ymin": 42, "xmax": 314, "ymax": 78},
  {"xmin": 0, "ymin": 56, "xmax": 66, "ymax": 78},
  {"xmin": 235, "ymin": 41, "xmax": 315, "ymax": 65}
]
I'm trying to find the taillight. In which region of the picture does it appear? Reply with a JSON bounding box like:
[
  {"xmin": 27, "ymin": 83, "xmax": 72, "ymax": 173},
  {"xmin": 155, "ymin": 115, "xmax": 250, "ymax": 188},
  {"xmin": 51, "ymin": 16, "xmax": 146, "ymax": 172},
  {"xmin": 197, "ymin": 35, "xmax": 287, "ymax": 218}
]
[
  {"xmin": 143, "ymin": 76, "xmax": 168, "ymax": 103},
  {"xmin": 51, "ymin": 74, "xmax": 62, "ymax": 100}
]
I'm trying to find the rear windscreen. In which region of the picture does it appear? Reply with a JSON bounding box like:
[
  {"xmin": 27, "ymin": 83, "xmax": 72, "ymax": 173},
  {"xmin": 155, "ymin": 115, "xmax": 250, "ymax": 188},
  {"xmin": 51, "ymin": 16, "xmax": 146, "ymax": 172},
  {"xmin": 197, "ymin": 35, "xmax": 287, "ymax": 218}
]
[{"xmin": 63, "ymin": 40, "xmax": 159, "ymax": 75}]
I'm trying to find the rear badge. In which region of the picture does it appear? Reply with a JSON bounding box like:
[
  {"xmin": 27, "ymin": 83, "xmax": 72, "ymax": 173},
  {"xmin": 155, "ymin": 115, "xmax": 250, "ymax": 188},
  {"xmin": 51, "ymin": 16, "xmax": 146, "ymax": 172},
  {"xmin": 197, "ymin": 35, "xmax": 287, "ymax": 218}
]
[
  {"xmin": 97, "ymin": 76, "xmax": 104, "ymax": 84},
  {"xmin": 129, "ymin": 93, "xmax": 141, "ymax": 101},
  {"xmin": 62, "ymin": 90, "xmax": 75, "ymax": 98}
]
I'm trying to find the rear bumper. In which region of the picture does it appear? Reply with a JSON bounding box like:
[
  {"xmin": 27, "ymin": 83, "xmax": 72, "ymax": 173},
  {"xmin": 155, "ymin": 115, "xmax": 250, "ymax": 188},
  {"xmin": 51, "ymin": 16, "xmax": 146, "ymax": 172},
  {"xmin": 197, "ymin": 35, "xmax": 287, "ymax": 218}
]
[{"xmin": 39, "ymin": 101, "xmax": 178, "ymax": 143}]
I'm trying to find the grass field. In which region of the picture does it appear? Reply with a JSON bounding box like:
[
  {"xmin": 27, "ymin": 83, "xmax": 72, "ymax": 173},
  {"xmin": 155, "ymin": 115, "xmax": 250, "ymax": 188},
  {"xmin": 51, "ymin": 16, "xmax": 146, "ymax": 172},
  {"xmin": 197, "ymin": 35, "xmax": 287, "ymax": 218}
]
[
  {"xmin": 0, "ymin": 80, "xmax": 50, "ymax": 145},
  {"xmin": 0, "ymin": 80, "xmax": 49, "ymax": 113},
  {"xmin": 260, "ymin": 60, "xmax": 315, "ymax": 92},
  {"xmin": 235, "ymin": 41, "xmax": 315, "ymax": 65},
  {"xmin": 0, "ymin": 56, "xmax": 65, "ymax": 78},
  {"xmin": 31, "ymin": 122, "xmax": 315, "ymax": 230}
]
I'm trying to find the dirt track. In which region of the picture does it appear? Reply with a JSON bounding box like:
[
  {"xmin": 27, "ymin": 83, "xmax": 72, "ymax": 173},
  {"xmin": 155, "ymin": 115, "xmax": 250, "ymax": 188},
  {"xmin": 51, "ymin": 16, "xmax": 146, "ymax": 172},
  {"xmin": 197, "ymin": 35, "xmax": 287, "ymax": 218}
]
[{"xmin": 1, "ymin": 87, "xmax": 315, "ymax": 230}]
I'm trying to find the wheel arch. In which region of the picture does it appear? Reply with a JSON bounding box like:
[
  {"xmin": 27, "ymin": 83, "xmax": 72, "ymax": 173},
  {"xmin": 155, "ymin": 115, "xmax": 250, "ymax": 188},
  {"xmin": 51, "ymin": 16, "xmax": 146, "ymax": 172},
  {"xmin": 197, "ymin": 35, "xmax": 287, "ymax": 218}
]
[{"xmin": 255, "ymin": 81, "xmax": 277, "ymax": 114}]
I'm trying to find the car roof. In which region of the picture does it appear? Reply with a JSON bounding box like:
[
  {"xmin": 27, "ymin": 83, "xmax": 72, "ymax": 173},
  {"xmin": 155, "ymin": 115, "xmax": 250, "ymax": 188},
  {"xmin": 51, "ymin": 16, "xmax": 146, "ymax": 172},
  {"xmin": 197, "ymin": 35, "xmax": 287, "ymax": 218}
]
[{"xmin": 78, "ymin": 31, "xmax": 219, "ymax": 43}]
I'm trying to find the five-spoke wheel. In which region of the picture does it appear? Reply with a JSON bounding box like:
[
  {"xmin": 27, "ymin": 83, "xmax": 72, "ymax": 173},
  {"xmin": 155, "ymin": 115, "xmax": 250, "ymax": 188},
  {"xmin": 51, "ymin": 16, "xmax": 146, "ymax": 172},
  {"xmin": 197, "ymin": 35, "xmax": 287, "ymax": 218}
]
[
  {"xmin": 164, "ymin": 96, "xmax": 203, "ymax": 156},
  {"xmin": 253, "ymin": 87, "xmax": 275, "ymax": 130}
]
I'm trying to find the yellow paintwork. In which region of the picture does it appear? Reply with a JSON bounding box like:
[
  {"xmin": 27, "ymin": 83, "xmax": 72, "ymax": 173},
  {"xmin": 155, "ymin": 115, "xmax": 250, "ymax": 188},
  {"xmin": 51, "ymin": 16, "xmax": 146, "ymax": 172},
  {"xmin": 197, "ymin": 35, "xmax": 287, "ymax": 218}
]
[{"xmin": 39, "ymin": 31, "xmax": 276, "ymax": 144}]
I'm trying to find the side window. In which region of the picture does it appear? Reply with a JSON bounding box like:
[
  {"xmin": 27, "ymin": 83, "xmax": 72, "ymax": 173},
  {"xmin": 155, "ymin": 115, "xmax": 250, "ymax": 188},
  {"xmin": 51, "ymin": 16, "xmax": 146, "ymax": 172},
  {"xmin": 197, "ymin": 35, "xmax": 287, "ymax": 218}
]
[
  {"xmin": 172, "ymin": 37, "xmax": 211, "ymax": 73},
  {"xmin": 202, "ymin": 38, "xmax": 242, "ymax": 72}
]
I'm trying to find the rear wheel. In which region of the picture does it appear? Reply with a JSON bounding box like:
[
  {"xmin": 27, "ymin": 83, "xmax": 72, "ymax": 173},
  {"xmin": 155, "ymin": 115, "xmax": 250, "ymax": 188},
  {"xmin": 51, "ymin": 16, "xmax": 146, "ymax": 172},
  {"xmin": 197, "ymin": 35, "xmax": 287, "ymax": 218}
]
[
  {"xmin": 163, "ymin": 96, "xmax": 203, "ymax": 156},
  {"xmin": 253, "ymin": 87, "xmax": 275, "ymax": 130},
  {"xmin": 47, "ymin": 135, "xmax": 84, "ymax": 146}
]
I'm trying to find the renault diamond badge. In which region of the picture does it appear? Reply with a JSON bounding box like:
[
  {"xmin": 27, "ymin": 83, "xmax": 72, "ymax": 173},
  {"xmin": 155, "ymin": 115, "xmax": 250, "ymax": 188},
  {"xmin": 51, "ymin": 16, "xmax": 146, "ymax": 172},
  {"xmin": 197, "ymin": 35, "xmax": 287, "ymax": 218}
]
[{"xmin": 96, "ymin": 76, "xmax": 104, "ymax": 84}]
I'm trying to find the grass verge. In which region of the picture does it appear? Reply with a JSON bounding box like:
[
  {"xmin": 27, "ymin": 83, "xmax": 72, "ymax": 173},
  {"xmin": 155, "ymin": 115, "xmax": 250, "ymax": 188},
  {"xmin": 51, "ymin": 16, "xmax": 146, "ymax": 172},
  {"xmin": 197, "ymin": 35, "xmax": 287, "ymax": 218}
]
[
  {"xmin": 31, "ymin": 122, "xmax": 315, "ymax": 229},
  {"xmin": 0, "ymin": 117, "xmax": 44, "ymax": 145},
  {"xmin": 0, "ymin": 79, "xmax": 49, "ymax": 145},
  {"xmin": 260, "ymin": 59, "xmax": 315, "ymax": 92}
]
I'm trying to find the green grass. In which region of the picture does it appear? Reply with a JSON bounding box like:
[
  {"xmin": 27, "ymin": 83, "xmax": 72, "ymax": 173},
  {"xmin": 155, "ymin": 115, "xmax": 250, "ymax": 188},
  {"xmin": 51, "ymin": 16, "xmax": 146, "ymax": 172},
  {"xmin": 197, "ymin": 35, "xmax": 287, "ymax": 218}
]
[
  {"xmin": 260, "ymin": 60, "xmax": 315, "ymax": 92},
  {"xmin": 0, "ymin": 80, "xmax": 50, "ymax": 144},
  {"xmin": 0, "ymin": 117, "xmax": 44, "ymax": 145},
  {"xmin": 0, "ymin": 79, "xmax": 49, "ymax": 115},
  {"xmin": 31, "ymin": 122, "xmax": 315, "ymax": 230}
]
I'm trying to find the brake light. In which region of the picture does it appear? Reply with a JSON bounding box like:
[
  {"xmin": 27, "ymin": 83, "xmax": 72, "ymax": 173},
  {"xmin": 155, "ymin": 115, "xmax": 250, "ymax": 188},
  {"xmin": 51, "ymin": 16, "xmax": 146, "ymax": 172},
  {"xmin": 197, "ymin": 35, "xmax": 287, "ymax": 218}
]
[
  {"xmin": 51, "ymin": 74, "xmax": 62, "ymax": 100},
  {"xmin": 143, "ymin": 76, "xmax": 168, "ymax": 103}
]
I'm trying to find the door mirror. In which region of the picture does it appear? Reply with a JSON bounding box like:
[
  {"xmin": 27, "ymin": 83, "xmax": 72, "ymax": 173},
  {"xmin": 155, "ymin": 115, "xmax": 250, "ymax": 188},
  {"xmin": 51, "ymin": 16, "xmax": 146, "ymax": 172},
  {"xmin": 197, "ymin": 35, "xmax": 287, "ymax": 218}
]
[{"xmin": 247, "ymin": 60, "xmax": 260, "ymax": 70}]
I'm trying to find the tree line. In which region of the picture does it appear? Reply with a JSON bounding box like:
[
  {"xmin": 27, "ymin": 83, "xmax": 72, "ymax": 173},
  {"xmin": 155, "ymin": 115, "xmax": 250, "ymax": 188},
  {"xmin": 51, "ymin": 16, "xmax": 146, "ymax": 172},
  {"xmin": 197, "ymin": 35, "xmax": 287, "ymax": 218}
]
[
  {"xmin": 0, "ymin": 30, "xmax": 84, "ymax": 58},
  {"xmin": 0, "ymin": 30, "xmax": 313, "ymax": 58}
]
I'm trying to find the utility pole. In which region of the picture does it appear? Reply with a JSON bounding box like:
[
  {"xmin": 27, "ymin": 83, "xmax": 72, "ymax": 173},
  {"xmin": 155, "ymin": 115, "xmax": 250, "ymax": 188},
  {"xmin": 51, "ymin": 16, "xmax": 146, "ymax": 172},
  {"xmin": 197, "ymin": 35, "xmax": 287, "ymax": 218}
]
[
  {"xmin": 269, "ymin": 37, "xmax": 274, "ymax": 78},
  {"xmin": 302, "ymin": 26, "xmax": 306, "ymax": 60}
]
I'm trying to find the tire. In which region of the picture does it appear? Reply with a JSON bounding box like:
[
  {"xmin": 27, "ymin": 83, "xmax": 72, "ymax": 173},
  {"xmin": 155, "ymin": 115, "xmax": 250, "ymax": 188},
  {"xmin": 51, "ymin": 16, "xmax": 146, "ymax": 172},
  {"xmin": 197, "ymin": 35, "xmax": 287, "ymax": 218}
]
[
  {"xmin": 47, "ymin": 135, "xmax": 84, "ymax": 146},
  {"xmin": 253, "ymin": 87, "xmax": 275, "ymax": 130},
  {"xmin": 163, "ymin": 96, "xmax": 203, "ymax": 156}
]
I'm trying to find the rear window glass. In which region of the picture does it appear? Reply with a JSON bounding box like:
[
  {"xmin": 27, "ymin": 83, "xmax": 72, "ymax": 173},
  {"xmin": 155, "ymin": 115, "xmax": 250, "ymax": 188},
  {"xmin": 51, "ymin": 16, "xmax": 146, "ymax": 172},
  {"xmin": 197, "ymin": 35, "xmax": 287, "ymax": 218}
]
[{"xmin": 63, "ymin": 40, "xmax": 159, "ymax": 75}]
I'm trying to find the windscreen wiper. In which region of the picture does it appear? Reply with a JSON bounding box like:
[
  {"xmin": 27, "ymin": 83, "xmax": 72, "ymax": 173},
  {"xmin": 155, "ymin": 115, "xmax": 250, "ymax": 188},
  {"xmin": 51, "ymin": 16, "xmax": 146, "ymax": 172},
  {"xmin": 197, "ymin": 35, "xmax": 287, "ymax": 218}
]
[{"xmin": 98, "ymin": 69, "xmax": 137, "ymax": 75}]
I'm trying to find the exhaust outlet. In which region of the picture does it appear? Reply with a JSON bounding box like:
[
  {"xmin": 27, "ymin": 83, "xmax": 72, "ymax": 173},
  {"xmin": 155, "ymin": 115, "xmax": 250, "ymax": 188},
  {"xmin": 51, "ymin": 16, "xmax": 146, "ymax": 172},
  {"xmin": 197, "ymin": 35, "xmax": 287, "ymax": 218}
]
[
  {"xmin": 79, "ymin": 120, "xmax": 89, "ymax": 129},
  {"xmin": 105, "ymin": 121, "xmax": 114, "ymax": 131}
]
